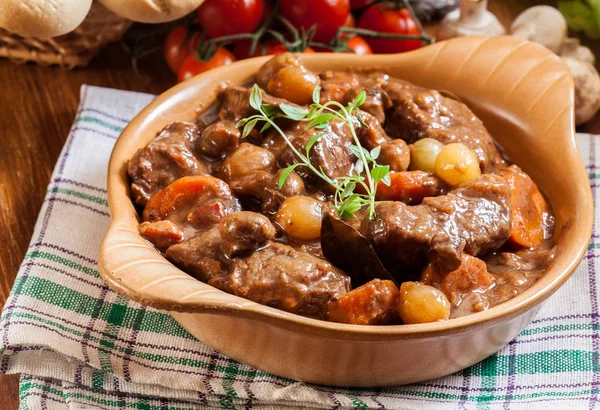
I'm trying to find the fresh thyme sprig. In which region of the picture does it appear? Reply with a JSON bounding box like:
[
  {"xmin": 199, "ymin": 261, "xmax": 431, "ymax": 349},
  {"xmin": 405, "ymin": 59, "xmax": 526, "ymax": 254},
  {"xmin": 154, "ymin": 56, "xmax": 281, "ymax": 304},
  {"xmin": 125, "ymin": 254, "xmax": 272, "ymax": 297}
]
[{"xmin": 236, "ymin": 84, "xmax": 390, "ymax": 220}]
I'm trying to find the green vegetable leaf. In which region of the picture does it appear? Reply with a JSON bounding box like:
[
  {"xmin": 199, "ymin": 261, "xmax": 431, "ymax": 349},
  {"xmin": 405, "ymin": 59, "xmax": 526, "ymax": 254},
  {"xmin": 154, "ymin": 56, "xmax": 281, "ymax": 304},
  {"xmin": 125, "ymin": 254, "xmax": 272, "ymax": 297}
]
[
  {"xmin": 242, "ymin": 119, "xmax": 258, "ymax": 138},
  {"xmin": 235, "ymin": 118, "xmax": 248, "ymax": 128},
  {"xmin": 312, "ymin": 86, "xmax": 321, "ymax": 104},
  {"xmin": 370, "ymin": 146, "xmax": 381, "ymax": 160},
  {"xmin": 381, "ymin": 172, "xmax": 391, "ymax": 186},
  {"xmin": 250, "ymin": 84, "xmax": 263, "ymax": 111},
  {"xmin": 353, "ymin": 90, "xmax": 367, "ymax": 107},
  {"xmin": 355, "ymin": 110, "xmax": 367, "ymax": 128},
  {"xmin": 371, "ymin": 164, "xmax": 390, "ymax": 184},
  {"xmin": 338, "ymin": 194, "xmax": 362, "ymax": 219},
  {"xmin": 278, "ymin": 164, "xmax": 300, "ymax": 189},
  {"xmin": 280, "ymin": 104, "xmax": 309, "ymax": 121},
  {"xmin": 262, "ymin": 104, "xmax": 279, "ymax": 117},
  {"xmin": 355, "ymin": 158, "xmax": 364, "ymax": 174},
  {"xmin": 558, "ymin": 1, "xmax": 600, "ymax": 39},
  {"xmin": 341, "ymin": 181, "xmax": 357, "ymax": 199},
  {"xmin": 307, "ymin": 113, "xmax": 337, "ymax": 128},
  {"xmin": 349, "ymin": 145, "xmax": 371, "ymax": 161},
  {"xmin": 259, "ymin": 121, "xmax": 271, "ymax": 133}
]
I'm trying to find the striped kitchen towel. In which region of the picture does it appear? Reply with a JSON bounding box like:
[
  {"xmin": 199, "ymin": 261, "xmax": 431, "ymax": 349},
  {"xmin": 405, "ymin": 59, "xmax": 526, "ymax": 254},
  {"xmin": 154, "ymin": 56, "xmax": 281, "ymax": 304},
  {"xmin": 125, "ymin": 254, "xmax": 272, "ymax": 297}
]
[{"xmin": 1, "ymin": 85, "xmax": 598, "ymax": 410}]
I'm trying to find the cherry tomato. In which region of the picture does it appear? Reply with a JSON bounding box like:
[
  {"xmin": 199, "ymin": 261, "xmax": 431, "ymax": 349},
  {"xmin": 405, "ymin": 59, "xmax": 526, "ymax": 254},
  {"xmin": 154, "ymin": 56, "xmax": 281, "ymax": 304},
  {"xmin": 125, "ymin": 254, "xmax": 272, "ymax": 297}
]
[
  {"xmin": 358, "ymin": 5, "xmax": 422, "ymax": 54},
  {"xmin": 350, "ymin": 0, "xmax": 375, "ymax": 8},
  {"xmin": 233, "ymin": 40, "xmax": 278, "ymax": 59},
  {"xmin": 280, "ymin": 0, "xmax": 350, "ymax": 43},
  {"xmin": 344, "ymin": 13, "xmax": 355, "ymax": 28},
  {"xmin": 164, "ymin": 26, "xmax": 200, "ymax": 74},
  {"xmin": 345, "ymin": 35, "xmax": 372, "ymax": 54},
  {"xmin": 196, "ymin": 0, "xmax": 265, "ymax": 39},
  {"xmin": 267, "ymin": 44, "xmax": 316, "ymax": 55},
  {"xmin": 178, "ymin": 48, "xmax": 237, "ymax": 83}
]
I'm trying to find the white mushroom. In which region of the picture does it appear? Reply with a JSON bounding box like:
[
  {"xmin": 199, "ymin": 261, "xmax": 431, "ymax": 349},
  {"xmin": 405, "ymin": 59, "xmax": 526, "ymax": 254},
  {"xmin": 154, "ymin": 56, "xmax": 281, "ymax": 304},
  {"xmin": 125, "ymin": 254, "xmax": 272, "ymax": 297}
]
[
  {"xmin": 437, "ymin": 0, "xmax": 505, "ymax": 41},
  {"xmin": 510, "ymin": 6, "xmax": 567, "ymax": 54},
  {"xmin": 562, "ymin": 57, "xmax": 600, "ymax": 125},
  {"xmin": 560, "ymin": 38, "xmax": 595, "ymax": 66}
]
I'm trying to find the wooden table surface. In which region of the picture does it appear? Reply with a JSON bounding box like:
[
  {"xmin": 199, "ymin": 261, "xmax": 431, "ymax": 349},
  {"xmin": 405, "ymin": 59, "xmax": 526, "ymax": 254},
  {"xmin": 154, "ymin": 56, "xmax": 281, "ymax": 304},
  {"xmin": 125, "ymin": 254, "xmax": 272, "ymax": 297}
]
[{"xmin": 0, "ymin": 1, "xmax": 598, "ymax": 408}]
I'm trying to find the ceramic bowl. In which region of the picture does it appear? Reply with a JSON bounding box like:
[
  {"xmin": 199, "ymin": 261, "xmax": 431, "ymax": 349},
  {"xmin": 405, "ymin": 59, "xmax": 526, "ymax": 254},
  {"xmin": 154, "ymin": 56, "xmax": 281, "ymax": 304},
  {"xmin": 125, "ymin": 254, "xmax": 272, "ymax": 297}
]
[{"xmin": 98, "ymin": 36, "xmax": 593, "ymax": 387}]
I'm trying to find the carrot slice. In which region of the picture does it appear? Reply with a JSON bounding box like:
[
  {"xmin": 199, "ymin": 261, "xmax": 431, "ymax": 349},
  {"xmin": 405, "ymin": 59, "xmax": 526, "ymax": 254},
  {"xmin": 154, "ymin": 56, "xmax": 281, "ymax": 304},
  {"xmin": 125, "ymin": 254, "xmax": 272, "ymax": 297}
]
[
  {"xmin": 499, "ymin": 165, "xmax": 549, "ymax": 248},
  {"xmin": 143, "ymin": 176, "xmax": 231, "ymax": 222},
  {"xmin": 327, "ymin": 279, "xmax": 399, "ymax": 325},
  {"xmin": 375, "ymin": 171, "xmax": 443, "ymax": 204}
]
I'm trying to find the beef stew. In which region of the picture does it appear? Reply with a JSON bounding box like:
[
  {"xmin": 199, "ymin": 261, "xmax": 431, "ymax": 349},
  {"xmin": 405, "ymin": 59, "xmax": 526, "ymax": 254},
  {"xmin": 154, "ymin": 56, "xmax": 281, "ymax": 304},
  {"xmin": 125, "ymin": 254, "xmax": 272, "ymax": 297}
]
[{"xmin": 127, "ymin": 53, "xmax": 555, "ymax": 325}]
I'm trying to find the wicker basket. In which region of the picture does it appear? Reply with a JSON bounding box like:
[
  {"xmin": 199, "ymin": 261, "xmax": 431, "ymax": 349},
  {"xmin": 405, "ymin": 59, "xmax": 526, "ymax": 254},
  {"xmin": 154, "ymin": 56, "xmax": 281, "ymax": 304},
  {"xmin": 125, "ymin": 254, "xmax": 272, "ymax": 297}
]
[{"xmin": 0, "ymin": 2, "xmax": 132, "ymax": 68}]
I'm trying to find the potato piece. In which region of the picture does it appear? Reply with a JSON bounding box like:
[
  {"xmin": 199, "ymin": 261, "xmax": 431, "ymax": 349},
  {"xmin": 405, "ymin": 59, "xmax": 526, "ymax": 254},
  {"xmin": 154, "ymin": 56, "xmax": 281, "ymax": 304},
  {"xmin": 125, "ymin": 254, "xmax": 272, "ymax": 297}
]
[
  {"xmin": 327, "ymin": 279, "xmax": 399, "ymax": 325},
  {"xmin": 275, "ymin": 196, "xmax": 323, "ymax": 241},
  {"xmin": 435, "ymin": 142, "xmax": 480, "ymax": 186},
  {"xmin": 398, "ymin": 282, "xmax": 451, "ymax": 324},
  {"xmin": 409, "ymin": 138, "xmax": 444, "ymax": 173},
  {"xmin": 267, "ymin": 65, "xmax": 320, "ymax": 105}
]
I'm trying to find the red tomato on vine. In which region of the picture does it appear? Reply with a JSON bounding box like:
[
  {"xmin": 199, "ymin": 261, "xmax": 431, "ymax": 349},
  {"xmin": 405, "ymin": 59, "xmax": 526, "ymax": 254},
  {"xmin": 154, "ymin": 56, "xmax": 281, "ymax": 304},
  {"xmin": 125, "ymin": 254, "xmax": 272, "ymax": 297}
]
[
  {"xmin": 178, "ymin": 48, "xmax": 236, "ymax": 82},
  {"xmin": 164, "ymin": 26, "xmax": 200, "ymax": 74},
  {"xmin": 196, "ymin": 0, "xmax": 265, "ymax": 39},
  {"xmin": 345, "ymin": 36, "xmax": 372, "ymax": 54},
  {"xmin": 358, "ymin": 5, "xmax": 422, "ymax": 54},
  {"xmin": 280, "ymin": 0, "xmax": 350, "ymax": 42}
]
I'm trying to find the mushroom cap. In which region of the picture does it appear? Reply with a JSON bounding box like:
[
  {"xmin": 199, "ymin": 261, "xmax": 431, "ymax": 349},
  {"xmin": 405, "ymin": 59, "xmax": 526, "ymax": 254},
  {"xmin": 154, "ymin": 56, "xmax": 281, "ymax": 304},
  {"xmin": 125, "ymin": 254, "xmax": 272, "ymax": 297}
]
[
  {"xmin": 510, "ymin": 6, "xmax": 567, "ymax": 54},
  {"xmin": 0, "ymin": 0, "xmax": 92, "ymax": 38},
  {"xmin": 563, "ymin": 57, "xmax": 600, "ymax": 125}
]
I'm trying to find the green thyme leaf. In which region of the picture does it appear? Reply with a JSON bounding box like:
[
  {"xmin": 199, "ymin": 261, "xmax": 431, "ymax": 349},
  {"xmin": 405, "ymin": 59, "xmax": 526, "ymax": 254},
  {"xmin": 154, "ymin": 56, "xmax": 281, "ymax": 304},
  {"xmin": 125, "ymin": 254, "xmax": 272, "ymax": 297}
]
[
  {"xmin": 353, "ymin": 90, "xmax": 367, "ymax": 107},
  {"xmin": 261, "ymin": 104, "xmax": 279, "ymax": 117},
  {"xmin": 370, "ymin": 146, "xmax": 381, "ymax": 160},
  {"xmin": 371, "ymin": 164, "xmax": 390, "ymax": 184},
  {"xmin": 381, "ymin": 172, "xmax": 391, "ymax": 186},
  {"xmin": 280, "ymin": 104, "xmax": 309, "ymax": 121},
  {"xmin": 355, "ymin": 158, "xmax": 364, "ymax": 174},
  {"xmin": 338, "ymin": 194, "xmax": 362, "ymax": 219},
  {"xmin": 312, "ymin": 86, "xmax": 321, "ymax": 104},
  {"xmin": 278, "ymin": 164, "xmax": 300, "ymax": 189},
  {"xmin": 307, "ymin": 113, "xmax": 336, "ymax": 128},
  {"xmin": 250, "ymin": 84, "xmax": 262, "ymax": 110},
  {"xmin": 341, "ymin": 181, "xmax": 356, "ymax": 199},
  {"xmin": 349, "ymin": 145, "xmax": 370, "ymax": 160},
  {"xmin": 355, "ymin": 110, "xmax": 367, "ymax": 127},
  {"xmin": 242, "ymin": 119, "xmax": 258, "ymax": 138},
  {"xmin": 259, "ymin": 121, "xmax": 271, "ymax": 133}
]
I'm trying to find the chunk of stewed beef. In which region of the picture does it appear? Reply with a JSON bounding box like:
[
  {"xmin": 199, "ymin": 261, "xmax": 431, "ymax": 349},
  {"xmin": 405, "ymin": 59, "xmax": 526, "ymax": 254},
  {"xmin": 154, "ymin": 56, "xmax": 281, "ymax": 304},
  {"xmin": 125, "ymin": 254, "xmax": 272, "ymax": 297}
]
[
  {"xmin": 344, "ymin": 87, "xmax": 392, "ymax": 124},
  {"xmin": 218, "ymin": 86, "xmax": 303, "ymax": 123},
  {"xmin": 279, "ymin": 119, "xmax": 355, "ymax": 188},
  {"xmin": 383, "ymin": 79, "xmax": 504, "ymax": 172},
  {"xmin": 370, "ymin": 174, "xmax": 511, "ymax": 273},
  {"xmin": 230, "ymin": 242, "xmax": 350, "ymax": 319},
  {"xmin": 165, "ymin": 211, "xmax": 276, "ymax": 289},
  {"xmin": 128, "ymin": 122, "xmax": 208, "ymax": 206}
]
